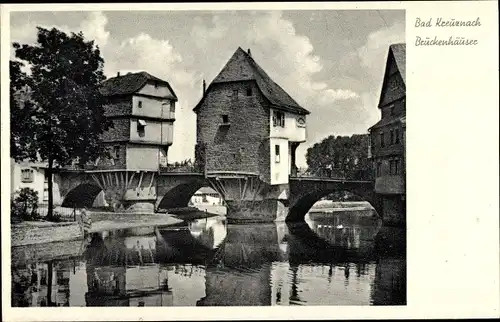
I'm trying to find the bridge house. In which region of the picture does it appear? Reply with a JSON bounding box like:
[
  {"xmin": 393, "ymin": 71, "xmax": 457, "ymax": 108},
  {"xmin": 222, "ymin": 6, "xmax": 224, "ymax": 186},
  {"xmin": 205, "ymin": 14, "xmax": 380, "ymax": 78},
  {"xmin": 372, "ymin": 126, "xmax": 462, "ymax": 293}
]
[
  {"xmin": 368, "ymin": 43, "xmax": 406, "ymax": 226},
  {"xmin": 192, "ymin": 47, "xmax": 311, "ymax": 221},
  {"xmin": 193, "ymin": 47, "xmax": 310, "ymax": 184},
  {"xmin": 98, "ymin": 71, "xmax": 178, "ymax": 171}
]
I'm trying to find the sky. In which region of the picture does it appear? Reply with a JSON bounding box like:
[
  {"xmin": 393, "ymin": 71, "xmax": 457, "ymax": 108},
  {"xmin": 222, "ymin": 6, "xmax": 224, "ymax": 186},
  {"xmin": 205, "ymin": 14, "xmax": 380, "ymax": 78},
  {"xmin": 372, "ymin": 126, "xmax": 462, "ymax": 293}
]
[{"xmin": 10, "ymin": 10, "xmax": 405, "ymax": 167}]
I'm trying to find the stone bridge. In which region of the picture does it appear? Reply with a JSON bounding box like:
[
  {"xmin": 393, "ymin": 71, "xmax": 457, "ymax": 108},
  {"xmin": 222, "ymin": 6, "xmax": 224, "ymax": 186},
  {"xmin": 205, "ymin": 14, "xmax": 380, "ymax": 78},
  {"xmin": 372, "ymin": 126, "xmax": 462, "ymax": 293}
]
[
  {"xmin": 54, "ymin": 169, "xmax": 379, "ymax": 223},
  {"xmin": 286, "ymin": 177, "xmax": 382, "ymax": 222},
  {"xmin": 55, "ymin": 169, "xmax": 206, "ymax": 213}
]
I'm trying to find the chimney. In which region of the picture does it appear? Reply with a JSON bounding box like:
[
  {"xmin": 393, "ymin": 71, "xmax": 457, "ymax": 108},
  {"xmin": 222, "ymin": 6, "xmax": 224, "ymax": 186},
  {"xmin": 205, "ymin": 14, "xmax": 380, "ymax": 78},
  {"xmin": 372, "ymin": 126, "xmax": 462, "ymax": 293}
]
[
  {"xmin": 247, "ymin": 48, "xmax": 251, "ymax": 57},
  {"xmin": 117, "ymin": 72, "xmax": 120, "ymax": 77},
  {"xmin": 202, "ymin": 79, "xmax": 206, "ymax": 96}
]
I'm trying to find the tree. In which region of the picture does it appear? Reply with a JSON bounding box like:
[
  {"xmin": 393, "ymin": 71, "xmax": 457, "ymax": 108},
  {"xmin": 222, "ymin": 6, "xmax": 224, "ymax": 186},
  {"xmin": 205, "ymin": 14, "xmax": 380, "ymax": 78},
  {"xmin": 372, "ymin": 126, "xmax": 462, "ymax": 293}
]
[
  {"xmin": 11, "ymin": 27, "xmax": 111, "ymax": 220},
  {"xmin": 306, "ymin": 134, "xmax": 372, "ymax": 180},
  {"xmin": 11, "ymin": 188, "xmax": 39, "ymax": 221}
]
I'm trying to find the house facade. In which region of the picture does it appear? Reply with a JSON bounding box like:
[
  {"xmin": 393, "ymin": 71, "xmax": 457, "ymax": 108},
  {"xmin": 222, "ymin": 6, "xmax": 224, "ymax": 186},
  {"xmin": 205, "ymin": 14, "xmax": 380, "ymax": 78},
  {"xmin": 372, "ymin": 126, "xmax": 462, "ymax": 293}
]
[
  {"xmin": 10, "ymin": 159, "xmax": 62, "ymax": 205},
  {"xmin": 98, "ymin": 71, "xmax": 178, "ymax": 171},
  {"xmin": 194, "ymin": 47, "xmax": 309, "ymax": 185},
  {"xmin": 10, "ymin": 159, "xmax": 107, "ymax": 207},
  {"xmin": 368, "ymin": 43, "xmax": 406, "ymax": 225}
]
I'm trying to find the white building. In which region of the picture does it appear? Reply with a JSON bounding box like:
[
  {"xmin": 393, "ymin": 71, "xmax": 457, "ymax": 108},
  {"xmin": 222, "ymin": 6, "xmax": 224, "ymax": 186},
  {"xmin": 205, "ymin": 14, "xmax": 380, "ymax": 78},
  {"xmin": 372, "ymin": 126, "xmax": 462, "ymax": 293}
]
[
  {"xmin": 190, "ymin": 187, "xmax": 223, "ymax": 206},
  {"xmin": 10, "ymin": 159, "xmax": 107, "ymax": 207}
]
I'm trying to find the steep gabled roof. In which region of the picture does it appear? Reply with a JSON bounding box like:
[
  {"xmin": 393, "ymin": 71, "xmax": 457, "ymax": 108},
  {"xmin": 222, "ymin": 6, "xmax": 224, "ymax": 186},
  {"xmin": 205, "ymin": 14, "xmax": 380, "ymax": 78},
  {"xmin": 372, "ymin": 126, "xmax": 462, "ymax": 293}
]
[
  {"xmin": 390, "ymin": 43, "xmax": 406, "ymax": 83},
  {"xmin": 377, "ymin": 43, "xmax": 406, "ymax": 108},
  {"xmin": 194, "ymin": 47, "xmax": 310, "ymax": 115},
  {"xmin": 100, "ymin": 71, "xmax": 178, "ymax": 101}
]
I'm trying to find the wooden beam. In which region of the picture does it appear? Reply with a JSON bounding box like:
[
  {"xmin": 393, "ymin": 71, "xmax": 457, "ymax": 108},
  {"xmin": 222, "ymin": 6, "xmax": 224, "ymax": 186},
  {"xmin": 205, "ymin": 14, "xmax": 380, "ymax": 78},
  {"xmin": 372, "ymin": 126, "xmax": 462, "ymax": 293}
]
[
  {"xmin": 137, "ymin": 171, "xmax": 144, "ymax": 189},
  {"xmin": 241, "ymin": 177, "xmax": 248, "ymax": 200},
  {"xmin": 128, "ymin": 172, "xmax": 136, "ymax": 188}
]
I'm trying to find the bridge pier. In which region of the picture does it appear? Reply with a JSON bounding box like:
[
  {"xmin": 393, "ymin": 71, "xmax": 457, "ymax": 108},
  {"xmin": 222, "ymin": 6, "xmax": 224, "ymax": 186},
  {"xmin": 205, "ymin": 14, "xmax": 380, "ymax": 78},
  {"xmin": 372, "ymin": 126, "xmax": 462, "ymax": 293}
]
[
  {"xmin": 207, "ymin": 174, "xmax": 289, "ymax": 224},
  {"xmin": 225, "ymin": 199, "xmax": 288, "ymax": 223}
]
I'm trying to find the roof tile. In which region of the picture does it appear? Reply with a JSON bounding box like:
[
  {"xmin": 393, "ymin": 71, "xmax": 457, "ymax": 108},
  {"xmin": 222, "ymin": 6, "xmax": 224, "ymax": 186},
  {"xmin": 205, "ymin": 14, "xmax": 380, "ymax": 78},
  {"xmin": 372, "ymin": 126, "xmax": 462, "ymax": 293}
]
[
  {"xmin": 100, "ymin": 71, "xmax": 178, "ymax": 100},
  {"xmin": 195, "ymin": 47, "xmax": 310, "ymax": 115}
]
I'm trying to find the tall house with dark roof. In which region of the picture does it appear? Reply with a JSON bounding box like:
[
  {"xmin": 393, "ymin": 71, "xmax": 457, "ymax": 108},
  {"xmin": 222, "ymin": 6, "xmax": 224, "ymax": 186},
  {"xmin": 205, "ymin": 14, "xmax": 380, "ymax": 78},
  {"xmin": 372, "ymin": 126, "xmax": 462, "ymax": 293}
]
[
  {"xmin": 368, "ymin": 43, "xmax": 406, "ymax": 225},
  {"xmin": 194, "ymin": 47, "xmax": 310, "ymax": 185},
  {"xmin": 98, "ymin": 72, "xmax": 177, "ymax": 171}
]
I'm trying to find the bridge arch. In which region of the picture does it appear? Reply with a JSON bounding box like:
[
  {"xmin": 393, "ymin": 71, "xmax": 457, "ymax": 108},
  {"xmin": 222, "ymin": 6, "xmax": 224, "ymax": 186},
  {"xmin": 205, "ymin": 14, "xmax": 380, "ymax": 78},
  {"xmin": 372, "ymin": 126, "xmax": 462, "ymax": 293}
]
[
  {"xmin": 286, "ymin": 178, "xmax": 382, "ymax": 222},
  {"xmin": 155, "ymin": 175, "xmax": 211, "ymax": 210},
  {"xmin": 61, "ymin": 183, "xmax": 103, "ymax": 208}
]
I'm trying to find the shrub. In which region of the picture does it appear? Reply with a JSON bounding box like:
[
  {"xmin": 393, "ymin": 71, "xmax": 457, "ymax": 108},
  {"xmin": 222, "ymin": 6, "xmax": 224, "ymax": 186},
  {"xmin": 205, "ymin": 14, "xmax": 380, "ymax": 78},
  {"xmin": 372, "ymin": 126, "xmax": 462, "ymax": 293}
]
[
  {"xmin": 11, "ymin": 188, "xmax": 39, "ymax": 221},
  {"xmin": 50, "ymin": 211, "xmax": 63, "ymax": 222}
]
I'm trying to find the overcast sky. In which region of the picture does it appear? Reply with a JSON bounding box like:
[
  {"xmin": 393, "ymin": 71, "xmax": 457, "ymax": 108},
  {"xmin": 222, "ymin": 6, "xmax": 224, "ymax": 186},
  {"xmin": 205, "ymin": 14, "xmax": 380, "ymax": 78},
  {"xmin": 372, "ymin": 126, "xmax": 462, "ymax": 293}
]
[{"xmin": 10, "ymin": 10, "xmax": 405, "ymax": 167}]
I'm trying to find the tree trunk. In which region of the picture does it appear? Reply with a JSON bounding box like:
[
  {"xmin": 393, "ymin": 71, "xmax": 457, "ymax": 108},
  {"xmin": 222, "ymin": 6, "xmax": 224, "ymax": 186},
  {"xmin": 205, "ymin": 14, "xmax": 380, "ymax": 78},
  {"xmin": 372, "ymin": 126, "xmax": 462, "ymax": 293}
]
[
  {"xmin": 46, "ymin": 261, "xmax": 54, "ymax": 306},
  {"xmin": 47, "ymin": 155, "xmax": 54, "ymax": 221}
]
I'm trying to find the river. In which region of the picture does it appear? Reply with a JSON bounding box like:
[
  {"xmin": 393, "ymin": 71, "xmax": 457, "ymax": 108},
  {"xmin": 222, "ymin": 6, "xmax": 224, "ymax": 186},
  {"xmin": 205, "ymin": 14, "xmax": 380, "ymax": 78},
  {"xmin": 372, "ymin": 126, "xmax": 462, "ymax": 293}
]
[{"xmin": 11, "ymin": 208, "xmax": 406, "ymax": 306}]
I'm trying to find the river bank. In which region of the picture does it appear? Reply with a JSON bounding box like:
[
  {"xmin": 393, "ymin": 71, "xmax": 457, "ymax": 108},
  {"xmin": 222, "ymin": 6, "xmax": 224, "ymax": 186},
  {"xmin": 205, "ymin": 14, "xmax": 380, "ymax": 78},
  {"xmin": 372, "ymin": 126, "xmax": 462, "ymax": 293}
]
[
  {"xmin": 309, "ymin": 200, "xmax": 373, "ymax": 210},
  {"xmin": 11, "ymin": 212, "xmax": 183, "ymax": 247}
]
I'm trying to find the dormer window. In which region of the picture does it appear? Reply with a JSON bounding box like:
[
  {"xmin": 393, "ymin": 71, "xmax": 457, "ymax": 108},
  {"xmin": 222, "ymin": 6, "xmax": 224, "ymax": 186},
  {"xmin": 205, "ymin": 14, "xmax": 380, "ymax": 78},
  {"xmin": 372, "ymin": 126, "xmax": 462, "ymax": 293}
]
[
  {"xmin": 222, "ymin": 114, "xmax": 229, "ymax": 124},
  {"xmin": 170, "ymin": 101, "xmax": 175, "ymax": 113},
  {"xmin": 246, "ymin": 87, "xmax": 252, "ymax": 96},
  {"xmin": 138, "ymin": 101, "xmax": 143, "ymax": 109}
]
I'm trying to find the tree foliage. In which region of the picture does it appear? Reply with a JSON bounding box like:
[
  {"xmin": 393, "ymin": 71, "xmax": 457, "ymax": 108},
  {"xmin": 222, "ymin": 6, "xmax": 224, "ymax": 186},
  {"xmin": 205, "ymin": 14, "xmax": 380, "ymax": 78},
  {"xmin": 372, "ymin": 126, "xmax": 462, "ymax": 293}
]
[
  {"xmin": 306, "ymin": 134, "xmax": 372, "ymax": 180},
  {"xmin": 11, "ymin": 27, "xmax": 111, "ymax": 219},
  {"xmin": 11, "ymin": 188, "xmax": 39, "ymax": 221}
]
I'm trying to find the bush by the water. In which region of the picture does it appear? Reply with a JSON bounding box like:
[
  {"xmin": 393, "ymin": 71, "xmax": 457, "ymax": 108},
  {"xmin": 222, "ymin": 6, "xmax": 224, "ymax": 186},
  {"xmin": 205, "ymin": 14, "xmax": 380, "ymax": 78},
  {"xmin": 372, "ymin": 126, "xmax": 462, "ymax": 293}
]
[
  {"xmin": 11, "ymin": 188, "xmax": 39, "ymax": 221},
  {"xmin": 11, "ymin": 188, "xmax": 71, "ymax": 222}
]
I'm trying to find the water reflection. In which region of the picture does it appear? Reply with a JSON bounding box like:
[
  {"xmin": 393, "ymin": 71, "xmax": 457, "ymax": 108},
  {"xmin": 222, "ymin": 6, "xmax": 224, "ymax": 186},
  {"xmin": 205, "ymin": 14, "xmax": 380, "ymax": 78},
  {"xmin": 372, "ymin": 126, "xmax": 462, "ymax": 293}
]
[{"xmin": 11, "ymin": 210, "xmax": 406, "ymax": 306}]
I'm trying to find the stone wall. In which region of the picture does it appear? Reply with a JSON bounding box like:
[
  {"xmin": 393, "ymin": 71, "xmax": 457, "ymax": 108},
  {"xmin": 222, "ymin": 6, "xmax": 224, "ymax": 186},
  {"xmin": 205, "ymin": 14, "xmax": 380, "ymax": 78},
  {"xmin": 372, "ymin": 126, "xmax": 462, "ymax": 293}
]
[
  {"xmin": 11, "ymin": 222, "xmax": 83, "ymax": 247},
  {"xmin": 104, "ymin": 96, "xmax": 133, "ymax": 117},
  {"xmin": 196, "ymin": 81, "xmax": 270, "ymax": 177},
  {"xmin": 225, "ymin": 199, "xmax": 288, "ymax": 223},
  {"xmin": 101, "ymin": 118, "xmax": 130, "ymax": 143}
]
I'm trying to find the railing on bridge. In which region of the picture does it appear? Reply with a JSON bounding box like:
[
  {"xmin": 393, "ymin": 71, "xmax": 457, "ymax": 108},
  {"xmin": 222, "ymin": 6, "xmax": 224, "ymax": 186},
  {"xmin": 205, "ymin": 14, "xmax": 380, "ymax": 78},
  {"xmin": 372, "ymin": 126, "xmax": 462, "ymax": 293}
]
[
  {"xmin": 293, "ymin": 169, "xmax": 346, "ymax": 180},
  {"xmin": 294, "ymin": 168, "xmax": 373, "ymax": 181},
  {"xmin": 56, "ymin": 162, "xmax": 204, "ymax": 174},
  {"xmin": 159, "ymin": 163, "xmax": 203, "ymax": 174}
]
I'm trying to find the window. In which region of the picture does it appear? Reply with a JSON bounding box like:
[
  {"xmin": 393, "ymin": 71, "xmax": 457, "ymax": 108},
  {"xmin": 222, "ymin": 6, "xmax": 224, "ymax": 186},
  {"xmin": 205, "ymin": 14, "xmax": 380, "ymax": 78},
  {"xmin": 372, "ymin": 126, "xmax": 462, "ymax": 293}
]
[
  {"xmin": 390, "ymin": 130, "xmax": 394, "ymax": 145},
  {"xmin": 222, "ymin": 114, "xmax": 229, "ymax": 124},
  {"xmin": 275, "ymin": 144, "xmax": 280, "ymax": 163},
  {"xmin": 380, "ymin": 132, "xmax": 385, "ymax": 147},
  {"xmin": 170, "ymin": 101, "xmax": 175, "ymax": 113},
  {"xmin": 138, "ymin": 101, "xmax": 143, "ymax": 108},
  {"xmin": 273, "ymin": 111, "xmax": 285, "ymax": 127},
  {"xmin": 21, "ymin": 168, "xmax": 34, "ymax": 183},
  {"xmin": 390, "ymin": 104, "xmax": 395, "ymax": 116},
  {"xmin": 389, "ymin": 159, "xmax": 400, "ymax": 175},
  {"xmin": 246, "ymin": 87, "xmax": 252, "ymax": 96},
  {"xmin": 376, "ymin": 162, "xmax": 382, "ymax": 177},
  {"xmin": 233, "ymin": 89, "xmax": 238, "ymax": 97},
  {"xmin": 395, "ymin": 128, "xmax": 400, "ymax": 144},
  {"xmin": 113, "ymin": 145, "xmax": 120, "ymax": 159},
  {"xmin": 137, "ymin": 119, "xmax": 146, "ymax": 136}
]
